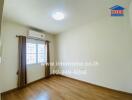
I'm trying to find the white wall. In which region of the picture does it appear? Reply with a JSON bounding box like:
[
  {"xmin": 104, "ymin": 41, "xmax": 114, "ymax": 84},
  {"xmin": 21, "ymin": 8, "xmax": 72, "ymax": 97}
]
[
  {"xmin": 0, "ymin": 19, "xmax": 55, "ymax": 93},
  {"xmin": 55, "ymin": 7, "xmax": 132, "ymax": 93}
]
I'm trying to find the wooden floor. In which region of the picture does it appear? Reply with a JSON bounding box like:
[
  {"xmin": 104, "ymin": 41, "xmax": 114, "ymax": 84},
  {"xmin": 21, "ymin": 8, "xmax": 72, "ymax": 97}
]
[{"xmin": 2, "ymin": 75, "xmax": 132, "ymax": 100}]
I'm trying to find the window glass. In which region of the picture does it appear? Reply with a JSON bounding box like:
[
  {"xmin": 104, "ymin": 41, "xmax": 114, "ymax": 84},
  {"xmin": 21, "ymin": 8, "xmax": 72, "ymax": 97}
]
[
  {"xmin": 26, "ymin": 43, "xmax": 37, "ymax": 64},
  {"xmin": 38, "ymin": 44, "xmax": 45, "ymax": 63}
]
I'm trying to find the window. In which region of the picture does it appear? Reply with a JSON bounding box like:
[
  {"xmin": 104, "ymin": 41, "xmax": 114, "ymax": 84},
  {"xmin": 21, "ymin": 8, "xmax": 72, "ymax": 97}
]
[{"xmin": 26, "ymin": 40, "xmax": 46, "ymax": 64}]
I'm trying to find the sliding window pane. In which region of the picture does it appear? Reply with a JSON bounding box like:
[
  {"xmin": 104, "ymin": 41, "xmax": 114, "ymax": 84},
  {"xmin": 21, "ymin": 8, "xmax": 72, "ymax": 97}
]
[
  {"xmin": 38, "ymin": 44, "xmax": 45, "ymax": 63},
  {"xmin": 38, "ymin": 44, "xmax": 44, "ymax": 53},
  {"xmin": 26, "ymin": 43, "xmax": 37, "ymax": 64},
  {"xmin": 26, "ymin": 43, "xmax": 36, "ymax": 54},
  {"xmin": 38, "ymin": 54, "xmax": 45, "ymax": 63},
  {"xmin": 26, "ymin": 54, "xmax": 36, "ymax": 64}
]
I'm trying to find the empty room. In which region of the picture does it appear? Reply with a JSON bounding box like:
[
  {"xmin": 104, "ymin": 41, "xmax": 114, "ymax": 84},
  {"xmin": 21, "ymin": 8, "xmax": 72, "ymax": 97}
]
[{"xmin": 0, "ymin": 0, "xmax": 132, "ymax": 100}]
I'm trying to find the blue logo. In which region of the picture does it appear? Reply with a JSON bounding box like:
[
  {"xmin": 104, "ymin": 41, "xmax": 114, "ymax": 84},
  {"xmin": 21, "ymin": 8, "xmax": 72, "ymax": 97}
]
[{"xmin": 110, "ymin": 5, "xmax": 125, "ymax": 16}]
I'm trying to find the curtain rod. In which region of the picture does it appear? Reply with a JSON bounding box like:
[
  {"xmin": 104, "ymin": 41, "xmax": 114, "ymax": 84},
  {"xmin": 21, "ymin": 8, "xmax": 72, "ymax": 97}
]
[{"xmin": 16, "ymin": 35, "xmax": 50, "ymax": 42}]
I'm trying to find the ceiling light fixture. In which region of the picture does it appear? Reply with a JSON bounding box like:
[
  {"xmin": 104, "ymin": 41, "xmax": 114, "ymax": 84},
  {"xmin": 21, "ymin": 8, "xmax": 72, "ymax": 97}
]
[{"xmin": 52, "ymin": 12, "xmax": 65, "ymax": 21}]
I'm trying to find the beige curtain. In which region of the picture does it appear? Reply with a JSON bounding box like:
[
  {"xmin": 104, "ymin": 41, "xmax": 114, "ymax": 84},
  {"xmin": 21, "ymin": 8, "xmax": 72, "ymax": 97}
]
[
  {"xmin": 45, "ymin": 40, "xmax": 50, "ymax": 78},
  {"xmin": 17, "ymin": 36, "xmax": 27, "ymax": 88}
]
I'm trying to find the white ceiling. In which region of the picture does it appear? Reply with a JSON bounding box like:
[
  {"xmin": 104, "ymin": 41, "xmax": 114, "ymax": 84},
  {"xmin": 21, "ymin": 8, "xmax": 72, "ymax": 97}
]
[{"xmin": 3, "ymin": 0, "xmax": 130, "ymax": 34}]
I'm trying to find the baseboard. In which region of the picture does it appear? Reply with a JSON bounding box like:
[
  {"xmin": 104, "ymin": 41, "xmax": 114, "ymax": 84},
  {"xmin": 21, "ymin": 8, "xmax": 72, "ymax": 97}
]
[{"xmin": 56, "ymin": 74, "xmax": 132, "ymax": 95}]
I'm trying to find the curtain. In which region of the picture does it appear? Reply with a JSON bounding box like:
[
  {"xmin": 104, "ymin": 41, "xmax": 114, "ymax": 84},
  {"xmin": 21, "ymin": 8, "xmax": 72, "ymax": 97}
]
[
  {"xmin": 45, "ymin": 40, "xmax": 50, "ymax": 78},
  {"xmin": 17, "ymin": 36, "xmax": 27, "ymax": 88}
]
